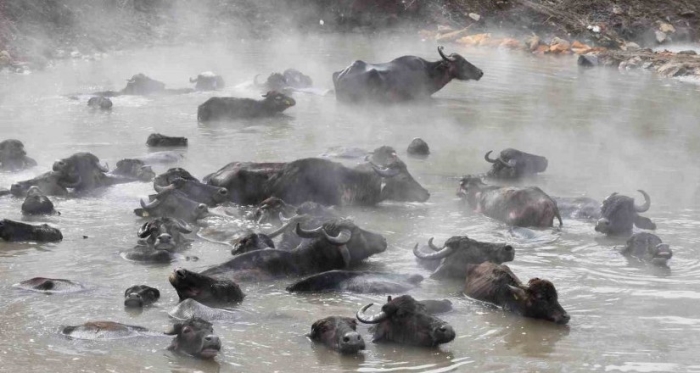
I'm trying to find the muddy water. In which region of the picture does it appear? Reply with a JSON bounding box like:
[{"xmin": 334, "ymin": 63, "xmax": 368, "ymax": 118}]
[{"xmin": 1, "ymin": 35, "xmax": 700, "ymax": 372}]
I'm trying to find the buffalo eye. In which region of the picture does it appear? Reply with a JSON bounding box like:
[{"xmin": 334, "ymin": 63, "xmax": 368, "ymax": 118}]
[{"xmin": 182, "ymin": 326, "xmax": 193, "ymax": 335}]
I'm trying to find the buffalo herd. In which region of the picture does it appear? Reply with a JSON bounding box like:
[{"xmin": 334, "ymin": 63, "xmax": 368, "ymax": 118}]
[{"xmin": 0, "ymin": 46, "xmax": 673, "ymax": 361}]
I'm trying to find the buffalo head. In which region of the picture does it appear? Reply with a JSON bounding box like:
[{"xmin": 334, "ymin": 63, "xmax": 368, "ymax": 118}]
[
  {"xmin": 169, "ymin": 268, "xmax": 245, "ymax": 304},
  {"xmin": 295, "ymin": 218, "xmax": 387, "ymax": 266},
  {"xmin": 507, "ymin": 278, "xmax": 570, "ymax": 324},
  {"xmin": 124, "ymin": 285, "xmax": 160, "ymax": 308},
  {"xmin": 137, "ymin": 217, "xmax": 192, "ymax": 251},
  {"xmin": 414, "ymin": 236, "xmax": 515, "ymax": 279},
  {"xmin": 309, "ymin": 316, "xmax": 365, "ymax": 354},
  {"xmin": 122, "ymin": 73, "xmax": 166, "ymax": 95},
  {"xmin": 595, "ymin": 190, "xmax": 655, "ymax": 236},
  {"xmin": 368, "ymin": 158, "xmax": 430, "ymax": 203},
  {"xmin": 261, "ymin": 91, "xmax": 296, "ymax": 112},
  {"xmin": 438, "ymin": 46, "xmax": 483, "ymax": 81},
  {"xmin": 165, "ymin": 317, "xmax": 221, "ymax": 359},
  {"xmin": 356, "ymin": 295, "xmax": 455, "ymax": 347}
]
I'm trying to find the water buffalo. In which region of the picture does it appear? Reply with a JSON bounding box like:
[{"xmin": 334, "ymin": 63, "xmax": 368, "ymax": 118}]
[
  {"xmin": 154, "ymin": 177, "xmax": 229, "ymax": 206},
  {"xmin": 254, "ymin": 69, "xmax": 313, "ymax": 92},
  {"xmin": 10, "ymin": 171, "xmax": 77, "ymax": 197},
  {"xmin": 154, "ymin": 167, "xmax": 198, "ymax": 186},
  {"xmin": 0, "ymin": 139, "xmax": 37, "ymax": 171},
  {"xmin": 407, "ymin": 138, "xmax": 430, "ymax": 157},
  {"xmin": 287, "ymin": 270, "xmax": 423, "ymax": 294},
  {"xmin": 231, "ymin": 232, "xmax": 275, "ymax": 255},
  {"xmin": 169, "ymin": 268, "xmax": 245, "ymax": 304},
  {"xmin": 134, "ymin": 151, "xmax": 184, "ymax": 165},
  {"xmin": 197, "ymin": 91, "xmax": 296, "ymax": 122},
  {"xmin": 121, "ymin": 73, "xmax": 166, "ymax": 95},
  {"xmin": 414, "ymin": 236, "xmax": 515, "ymax": 279},
  {"xmin": 52, "ymin": 152, "xmax": 131, "ymax": 192},
  {"xmin": 13, "ymin": 277, "xmax": 85, "ymax": 293},
  {"xmin": 463, "ymin": 262, "xmax": 570, "ymax": 324},
  {"xmin": 309, "ymin": 317, "xmax": 365, "ymax": 354},
  {"xmin": 594, "ymin": 190, "xmax": 655, "ymax": 236},
  {"xmin": 190, "ymin": 72, "xmax": 225, "ymax": 91},
  {"xmin": 169, "ymin": 299, "xmax": 240, "ymax": 322},
  {"xmin": 135, "ymin": 189, "xmax": 209, "ymax": 222},
  {"xmin": 137, "ymin": 217, "xmax": 193, "ymax": 251},
  {"xmin": 202, "ymin": 220, "xmax": 386, "ymax": 280},
  {"xmin": 87, "ymin": 96, "xmax": 113, "ymax": 109},
  {"xmin": 248, "ymin": 197, "xmax": 298, "ymax": 225},
  {"xmin": 147, "ymin": 133, "xmax": 188, "ymax": 147},
  {"xmin": 333, "ymin": 46, "xmax": 483, "ymax": 103},
  {"xmin": 622, "ymin": 232, "xmax": 672, "ymax": 266},
  {"xmin": 484, "ymin": 149, "xmax": 548, "ymax": 180},
  {"xmin": 0, "ymin": 219, "xmax": 62, "ymax": 242},
  {"xmin": 21, "ymin": 186, "xmax": 58, "ymax": 215},
  {"xmin": 165, "ymin": 317, "xmax": 221, "ymax": 359},
  {"xmin": 457, "ymin": 176, "xmax": 562, "ymax": 228},
  {"xmin": 110, "ymin": 159, "xmax": 155, "ymax": 182},
  {"xmin": 356, "ymin": 295, "xmax": 456, "ymax": 347},
  {"xmin": 124, "ymin": 285, "xmax": 160, "ymax": 308}
]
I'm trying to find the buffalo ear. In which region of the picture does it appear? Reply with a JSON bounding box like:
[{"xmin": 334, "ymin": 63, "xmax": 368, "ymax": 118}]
[
  {"xmin": 507, "ymin": 285, "xmax": 528, "ymax": 301},
  {"xmin": 634, "ymin": 215, "xmax": 656, "ymax": 230},
  {"xmin": 151, "ymin": 288, "xmax": 161, "ymax": 299},
  {"xmin": 309, "ymin": 319, "xmax": 327, "ymax": 340}
]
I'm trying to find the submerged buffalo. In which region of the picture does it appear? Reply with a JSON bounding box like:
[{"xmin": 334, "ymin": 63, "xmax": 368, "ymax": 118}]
[
  {"xmin": 135, "ymin": 189, "xmax": 209, "ymax": 222},
  {"xmin": 197, "ymin": 91, "xmax": 296, "ymax": 122},
  {"xmin": 190, "ymin": 72, "xmax": 225, "ymax": 91},
  {"xmin": 0, "ymin": 219, "xmax": 62, "ymax": 242},
  {"xmin": 356, "ymin": 295, "xmax": 456, "ymax": 347},
  {"xmin": 484, "ymin": 149, "xmax": 548, "ymax": 180},
  {"xmin": 309, "ymin": 317, "xmax": 365, "ymax": 354},
  {"xmin": 93, "ymin": 74, "xmax": 195, "ymax": 97},
  {"xmin": 594, "ymin": 190, "xmax": 655, "ymax": 236},
  {"xmin": 255, "ymin": 69, "xmax": 313, "ymax": 92},
  {"xmin": 50, "ymin": 152, "xmax": 138, "ymax": 192},
  {"xmin": 203, "ymin": 220, "xmax": 386, "ymax": 280},
  {"xmin": 0, "ymin": 139, "xmax": 37, "ymax": 171},
  {"xmin": 165, "ymin": 317, "xmax": 222, "ymax": 359},
  {"xmin": 458, "ymin": 176, "xmax": 562, "ymax": 228},
  {"xmin": 407, "ymin": 138, "xmax": 430, "ymax": 157},
  {"xmin": 463, "ymin": 262, "xmax": 570, "ymax": 324},
  {"xmin": 622, "ymin": 232, "xmax": 672, "ymax": 266},
  {"xmin": 205, "ymin": 157, "xmax": 429, "ymax": 206},
  {"xmin": 169, "ymin": 268, "xmax": 245, "ymax": 304},
  {"xmin": 147, "ymin": 133, "xmax": 188, "ymax": 147},
  {"xmin": 14, "ymin": 277, "xmax": 85, "ymax": 294},
  {"xmin": 154, "ymin": 177, "xmax": 228, "ymax": 206},
  {"xmin": 22, "ymin": 186, "xmax": 58, "ymax": 215},
  {"xmin": 414, "ymin": 236, "xmax": 515, "ymax": 279},
  {"xmin": 124, "ymin": 285, "xmax": 160, "ymax": 308},
  {"xmin": 110, "ymin": 159, "xmax": 155, "ymax": 182},
  {"xmin": 10, "ymin": 171, "xmax": 74, "ymax": 197},
  {"xmin": 87, "ymin": 96, "xmax": 113, "ymax": 110},
  {"xmin": 333, "ymin": 46, "xmax": 483, "ymax": 103},
  {"xmin": 123, "ymin": 217, "xmax": 194, "ymax": 263},
  {"xmin": 287, "ymin": 270, "xmax": 423, "ymax": 294}
]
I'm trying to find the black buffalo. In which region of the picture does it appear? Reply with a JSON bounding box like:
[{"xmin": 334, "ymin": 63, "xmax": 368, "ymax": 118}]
[
  {"xmin": 124, "ymin": 285, "xmax": 160, "ymax": 308},
  {"xmin": 169, "ymin": 268, "xmax": 245, "ymax": 305},
  {"xmin": 10, "ymin": 171, "xmax": 75, "ymax": 197},
  {"xmin": 356, "ymin": 295, "xmax": 456, "ymax": 347},
  {"xmin": 49, "ymin": 152, "xmax": 137, "ymax": 192},
  {"xmin": 463, "ymin": 262, "xmax": 570, "ymax": 324},
  {"xmin": 197, "ymin": 91, "xmax": 296, "ymax": 122},
  {"xmin": 595, "ymin": 190, "xmax": 655, "ymax": 236},
  {"xmin": 165, "ymin": 317, "xmax": 221, "ymax": 359},
  {"xmin": 309, "ymin": 317, "xmax": 365, "ymax": 354},
  {"xmin": 287, "ymin": 270, "xmax": 423, "ymax": 294},
  {"xmin": 484, "ymin": 148, "xmax": 548, "ymax": 180},
  {"xmin": 93, "ymin": 73, "xmax": 195, "ymax": 97},
  {"xmin": 110, "ymin": 159, "xmax": 155, "ymax": 182},
  {"xmin": 154, "ymin": 177, "xmax": 229, "ymax": 206},
  {"xmin": 137, "ymin": 217, "xmax": 193, "ymax": 251},
  {"xmin": 414, "ymin": 236, "xmax": 515, "ymax": 279},
  {"xmin": 135, "ymin": 189, "xmax": 209, "ymax": 223},
  {"xmin": 622, "ymin": 232, "xmax": 672, "ymax": 266},
  {"xmin": 0, "ymin": 139, "xmax": 37, "ymax": 171},
  {"xmin": 87, "ymin": 96, "xmax": 113, "ymax": 109},
  {"xmin": 407, "ymin": 138, "xmax": 430, "ymax": 157},
  {"xmin": 458, "ymin": 176, "xmax": 562, "ymax": 228},
  {"xmin": 0, "ymin": 219, "xmax": 62, "ymax": 242},
  {"xmin": 231, "ymin": 232, "xmax": 275, "ymax": 255},
  {"xmin": 190, "ymin": 72, "xmax": 225, "ymax": 91},
  {"xmin": 147, "ymin": 133, "xmax": 188, "ymax": 147},
  {"xmin": 21, "ymin": 186, "xmax": 58, "ymax": 215},
  {"xmin": 332, "ymin": 46, "xmax": 483, "ymax": 103}
]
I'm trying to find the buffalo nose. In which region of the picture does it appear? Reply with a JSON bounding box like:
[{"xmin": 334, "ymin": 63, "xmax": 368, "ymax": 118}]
[
  {"xmin": 594, "ymin": 218, "xmax": 610, "ymax": 233},
  {"xmin": 124, "ymin": 293, "xmax": 143, "ymax": 308},
  {"xmin": 339, "ymin": 331, "xmax": 365, "ymax": 353},
  {"xmin": 433, "ymin": 324, "xmax": 456, "ymax": 343},
  {"xmin": 175, "ymin": 269, "xmax": 186, "ymax": 279},
  {"xmin": 557, "ymin": 313, "xmax": 571, "ymax": 325},
  {"xmin": 157, "ymin": 233, "xmax": 172, "ymax": 243},
  {"xmin": 504, "ymin": 245, "xmax": 513, "ymax": 252},
  {"xmin": 218, "ymin": 188, "xmax": 228, "ymax": 196},
  {"xmin": 204, "ymin": 334, "xmax": 221, "ymax": 348}
]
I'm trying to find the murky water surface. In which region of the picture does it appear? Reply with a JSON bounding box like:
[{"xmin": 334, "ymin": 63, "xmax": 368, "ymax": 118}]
[{"xmin": 1, "ymin": 35, "xmax": 700, "ymax": 372}]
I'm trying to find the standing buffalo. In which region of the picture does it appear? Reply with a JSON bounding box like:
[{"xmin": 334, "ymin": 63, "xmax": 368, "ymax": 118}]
[
  {"xmin": 332, "ymin": 46, "xmax": 483, "ymax": 103},
  {"xmin": 484, "ymin": 149, "xmax": 548, "ymax": 180},
  {"xmin": 21, "ymin": 186, "xmax": 57, "ymax": 215},
  {"xmin": 622, "ymin": 232, "xmax": 672, "ymax": 266},
  {"xmin": 594, "ymin": 190, "xmax": 655, "ymax": 236},
  {"xmin": 309, "ymin": 317, "xmax": 365, "ymax": 354},
  {"xmin": 457, "ymin": 176, "xmax": 562, "ymax": 228},
  {"xmin": 0, "ymin": 139, "xmax": 37, "ymax": 171},
  {"xmin": 190, "ymin": 72, "xmax": 225, "ymax": 91},
  {"xmin": 414, "ymin": 236, "xmax": 515, "ymax": 279},
  {"xmin": 0, "ymin": 219, "xmax": 62, "ymax": 242},
  {"xmin": 463, "ymin": 262, "xmax": 570, "ymax": 324},
  {"xmin": 356, "ymin": 295, "xmax": 456, "ymax": 347},
  {"xmin": 197, "ymin": 91, "xmax": 296, "ymax": 122}
]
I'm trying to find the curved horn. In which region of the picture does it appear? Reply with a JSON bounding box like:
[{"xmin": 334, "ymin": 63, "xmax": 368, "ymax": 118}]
[
  {"xmin": 428, "ymin": 237, "xmax": 442, "ymax": 251},
  {"xmin": 356, "ymin": 303, "xmax": 388, "ymax": 324},
  {"xmin": 96, "ymin": 162, "xmax": 109, "ymax": 173},
  {"xmin": 369, "ymin": 162, "xmax": 400, "ymax": 178},
  {"xmin": 438, "ymin": 46, "xmax": 454, "ymax": 62},
  {"xmin": 153, "ymin": 183, "xmax": 174, "ymax": 193},
  {"xmin": 498, "ymin": 156, "xmax": 515, "ymax": 168},
  {"xmin": 266, "ymin": 215, "xmax": 307, "ymax": 238},
  {"xmin": 634, "ymin": 190, "xmax": 651, "ymax": 212},
  {"xmin": 484, "ymin": 150, "xmax": 497, "ymax": 163},
  {"xmin": 295, "ymin": 223, "xmax": 324, "ymax": 239},
  {"xmin": 137, "ymin": 222, "xmax": 152, "ymax": 237},
  {"xmin": 174, "ymin": 219, "xmax": 193, "ymax": 233},
  {"xmin": 339, "ymin": 245, "xmax": 351, "ymax": 268},
  {"xmin": 59, "ymin": 174, "xmax": 82, "ymax": 189},
  {"xmin": 323, "ymin": 228, "xmax": 352, "ymax": 245},
  {"xmin": 140, "ymin": 197, "xmax": 162, "ymax": 210},
  {"xmin": 413, "ymin": 241, "xmax": 455, "ymax": 260}
]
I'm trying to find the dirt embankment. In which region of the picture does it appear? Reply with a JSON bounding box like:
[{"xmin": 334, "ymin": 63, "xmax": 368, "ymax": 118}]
[{"xmin": 1, "ymin": 0, "xmax": 699, "ymax": 79}]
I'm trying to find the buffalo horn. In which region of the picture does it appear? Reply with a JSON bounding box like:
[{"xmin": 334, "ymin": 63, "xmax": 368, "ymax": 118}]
[
  {"xmin": 634, "ymin": 190, "xmax": 651, "ymax": 212},
  {"xmin": 137, "ymin": 222, "xmax": 152, "ymax": 237},
  {"xmin": 295, "ymin": 223, "xmax": 324, "ymax": 238},
  {"xmin": 140, "ymin": 197, "xmax": 162, "ymax": 210},
  {"xmin": 266, "ymin": 215, "xmax": 305, "ymax": 238},
  {"xmin": 413, "ymin": 240, "xmax": 455, "ymax": 260},
  {"xmin": 484, "ymin": 150, "xmax": 497, "ymax": 163},
  {"xmin": 323, "ymin": 228, "xmax": 352, "ymax": 245},
  {"xmin": 356, "ymin": 303, "xmax": 388, "ymax": 324},
  {"xmin": 59, "ymin": 174, "xmax": 82, "ymax": 189},
  {"xmin": 174, "ymin": 219, "xmax": 193, "ymax": 233},
  {"xmin": 339, "ymin": 245, "xmax": 352, "ymax": 268},
  {"xmin": 438, "ymin": 46, "xmax": 454, "ymax": 62},
  {"xmin": 369, "ymin": 161, "xmax": 400, "ymax": 178},
  {"xmin": 97, "ymin": 162, "xmax": 109, "ymax": 173},
  {"xmin": 498, "ymin": 156, "xmax": 515, "ymax": 168}
]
